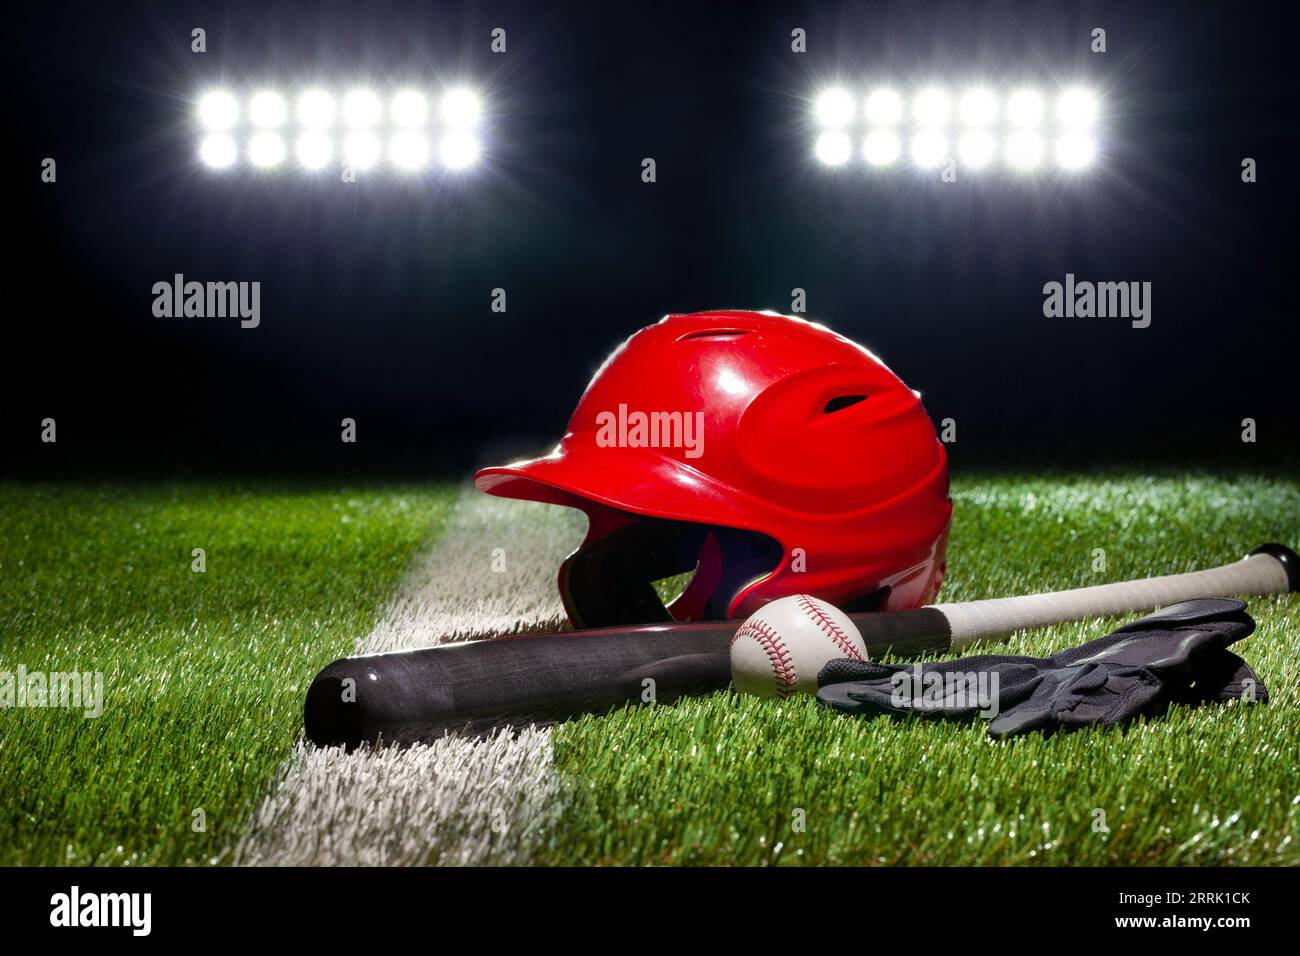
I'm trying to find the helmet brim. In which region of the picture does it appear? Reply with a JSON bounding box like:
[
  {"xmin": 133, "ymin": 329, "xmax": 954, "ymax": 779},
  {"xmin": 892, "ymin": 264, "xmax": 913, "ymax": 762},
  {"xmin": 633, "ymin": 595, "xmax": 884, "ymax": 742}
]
[{"xmin": 474, "ymin": 445, "xmax": 769, "ymax": 533}]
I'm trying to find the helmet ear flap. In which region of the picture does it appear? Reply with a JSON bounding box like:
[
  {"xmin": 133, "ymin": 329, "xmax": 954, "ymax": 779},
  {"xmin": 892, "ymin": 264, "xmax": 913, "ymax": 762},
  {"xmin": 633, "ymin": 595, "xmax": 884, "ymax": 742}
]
[
  {"xmin": 837, "ymin": 586, "xmax": 891, "ymax": 613},
  {"xmin": 558, "ymin": 511, "xmax": 708, "ymax": 628},
  {"xmin": 558, "ymin": 550, "xmax": 671, "ymax": 628},
  {"xmin": 671, "ymin": 526, "xmax": 784, "ymax": 621}
]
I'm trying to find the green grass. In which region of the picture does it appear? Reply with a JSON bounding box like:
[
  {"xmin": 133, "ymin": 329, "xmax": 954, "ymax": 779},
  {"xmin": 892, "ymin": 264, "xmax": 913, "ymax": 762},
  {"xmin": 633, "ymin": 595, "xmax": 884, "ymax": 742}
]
[
  {"xmin": 1, "ymin": 472, "xmax": 1296, "ymax": 866},
  {"xmin": 0, "ymin": 482, "xmax": 455, "ymax": 865},
  {"xmin": 541, "ymin": 473, "xmax": 1300, "ymax": 865}
]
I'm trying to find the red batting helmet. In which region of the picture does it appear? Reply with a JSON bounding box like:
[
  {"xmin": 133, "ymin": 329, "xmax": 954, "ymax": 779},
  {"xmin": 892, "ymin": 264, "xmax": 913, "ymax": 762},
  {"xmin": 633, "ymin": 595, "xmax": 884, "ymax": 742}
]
[{"xmin": 475, "ymin": 310, "xmax": 952, "ymax": 628}]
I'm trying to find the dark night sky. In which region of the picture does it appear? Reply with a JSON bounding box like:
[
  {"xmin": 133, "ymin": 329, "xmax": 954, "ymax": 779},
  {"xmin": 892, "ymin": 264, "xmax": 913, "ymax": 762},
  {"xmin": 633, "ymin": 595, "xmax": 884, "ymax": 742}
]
[{"xmin": 6, "ymin": 0, "xmax": 1298, "ymax": 476}]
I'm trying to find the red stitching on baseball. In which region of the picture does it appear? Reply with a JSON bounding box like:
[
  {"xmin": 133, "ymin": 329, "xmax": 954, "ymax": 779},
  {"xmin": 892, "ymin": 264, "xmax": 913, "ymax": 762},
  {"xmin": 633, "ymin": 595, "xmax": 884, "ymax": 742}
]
[
  {"xmin": 733, "ymin": 619, "xmax": 798, "ymax": 698},
  {"xmin": 795, "ymin": 595, "xmax": 865, "ymax": 660}
]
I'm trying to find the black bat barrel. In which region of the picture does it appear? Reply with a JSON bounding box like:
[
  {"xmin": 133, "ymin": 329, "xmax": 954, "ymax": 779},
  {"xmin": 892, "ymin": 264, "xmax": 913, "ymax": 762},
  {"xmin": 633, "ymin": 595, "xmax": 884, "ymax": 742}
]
[
  {"xmin": 303, "ymin": 607, "xmax": 957, "ymax": 749},
  {"xmin": 304, "ymin": 623, "xmax": 737, "ymax": 749}
]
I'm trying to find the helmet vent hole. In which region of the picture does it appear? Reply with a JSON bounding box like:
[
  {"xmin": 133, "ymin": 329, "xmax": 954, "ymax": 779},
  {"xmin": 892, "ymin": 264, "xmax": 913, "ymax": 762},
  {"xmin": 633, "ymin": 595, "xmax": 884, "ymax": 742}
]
[
  {"xmin": 676, "ymin": 329, "xmax": 753, "ymax": 341},
  {"xmin": 824, "ymin": 394, "xmax": 867, "ymax": 414}
]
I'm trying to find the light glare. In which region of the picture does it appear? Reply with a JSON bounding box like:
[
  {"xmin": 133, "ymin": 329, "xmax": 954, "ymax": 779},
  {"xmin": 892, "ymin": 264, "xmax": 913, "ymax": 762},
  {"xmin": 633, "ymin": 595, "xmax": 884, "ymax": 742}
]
[
  {"xmin": 814, "ymin": 130, "xmax": 852, "ymax": 166},
  {"xmin": 1055, "ymin": 131, "xmax": 1096, "ymax": 170},
  {"xmin": 440, "ymin": 130, "xmax": 481, "ymax": 169},
  {"xmin": 249, "ymin": 91, "xmax": 288, "ymax": 129},
  {"xmin": 1006, "ymin": 131, "xmax": 1044, "ymax": 171},
  {"xmin": 296, "ymin": 132, "xmax": 333, "ymax": 170},
  {"xmin": 804, "ymin": 81, "xmax": 1104, "ymax": 174},
  {"xmin": 1057, "ymin": 88, "xmax": 1098, "ymax": 127},
  {"xmin": 814, "ymin": 88, "xmax": 855, "ymax": 127},
  {"xmin": 391, "ymin": 131, "xmax": 431, "ymax": 170},
  {"xmin": 910, "ymin": 130, "xmax": 947, "ymax": 168},
  {"xmin": 343, "ymin": 89, "xmax": 383, "ymax": 129},
  {"xmin": 198, "ymin": 91, "xmax": 239, "ymax": 131},
  {"xmin": 958, "ymin": 131, "xmax": 996, "ymax": 169},
  {"xmin": 297, "ymin": 90, "xmax": 336, "ymax": 128},
  {"xmin": 864, "ymin": 89, "xmax": 904, "ymax": 126},
  {"xmin": 441, "ymin": 88, "xmax": 482, "ymax": 127},
  {"xmin": 391, "ymin": 90, "xmax": 429, "ymax": 127},
  {"xmin": 199, "ymin": 133, "xmax": 237, "ymax": 168},
  {"xmin": 959, "ymin": 88, "xmax": 998, "ymax": 127},
  {"xmin": 912, "ymin": 88, "xmax": 951, "ymax": 127},
  {"xmin": 862, "ymin": 130, "xmax": 901, "ymax": 167},
  {"xmin": 248, "ymin": 132, "xmax": 286, "ymax": 168},
  {"xmin": 343, "ymin": 131, "xmax": 382, "ymax": 169},
  {"xmin": 1006, "ymin": 89, "xmax": 1044, "ymax": 128}
]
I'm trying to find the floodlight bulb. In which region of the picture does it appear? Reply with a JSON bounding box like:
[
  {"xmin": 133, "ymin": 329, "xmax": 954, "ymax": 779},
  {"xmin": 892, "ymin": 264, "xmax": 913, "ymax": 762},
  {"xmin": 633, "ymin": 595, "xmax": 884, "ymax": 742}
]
[
  {"xmin": 912, "ymin": 88, "xmax": 951, "ymax": 127},
  {"xmin": 297, "ymin": 90, "xmax": 336, "ymax": 129},
  {"xmin": 248, "ymin": 132, "xmax": 286, "ymax": 168},
  {"xmin": 1006, "ymin": 131, "xmax": 1044, "ymax": 171},
  {"xmin": 910, "ymin": 130, "xmax": 948, "ymax": 168},
  {"xmin": 343, "ymin": 89, "xmax": 383, "ymax": 129},
  {"xmin": 199, "ymin": 133, "xmax": 237, "ymax": 169},
  {"xmin": 959, "ymin": 88, "xmax": 998, "ymax": 127},
  {"xmin": 814, "ymin": 130, "xmax": 852, "ymax": 166},
  {"xmin": 440, "ymin": 130, "xmax": 481, "ymax": 169},
  {"xmin": 197, "ymin": 91, "xmax": 239, "ymax": 131},
  {"xmin": 391, "ymin": 90, "xmax": 429, "ymax": 127},
  {"xmin": 1057, "ymin": 88, "xmax": 1098, "ymax": 127},
  {"xmin": 814, "ymin": 88, "xmax": 855, "ymax": 127},
  {"xmin": 249, "ymin": 91, "xmax": 287, "ymax": 129},
  {"xmin": 863, "ymin": 89, "xmax": 903, "ymax": 126},
  {"xmin": 441, "ymin": 88, "xmax": 482, "ymax": 128},
  {"xmin": 343, "ymin": 131, "xmax": 382, "ymax": 169},
  {"xmin": 390, "ymin": 131, "xmax": 431, "ymax": 170},
  {"xmin": 296, "ymin": 132, "xmax": 333, "ymax": 170},
  {"xmin": 863, "ymin": 130, "xmax": 901, "ymax": 166},
  {"xmin": 958, "ymin": 131, "xmax": 996, "ymax": 169},
  {"xmin": 1006, "ymin": 89, "xmax": 1044, "ymax": 129},
  {"xmin": 1055, "ymin": 131, "xmax": 1097, "ymax": 170}
]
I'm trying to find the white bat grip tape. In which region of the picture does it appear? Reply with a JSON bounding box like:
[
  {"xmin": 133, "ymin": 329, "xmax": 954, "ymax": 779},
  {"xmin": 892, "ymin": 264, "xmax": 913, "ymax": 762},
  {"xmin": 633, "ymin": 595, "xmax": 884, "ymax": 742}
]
[{"xmin": 937, "ymin": 552, "xmax": 1292, "ymax": 651}]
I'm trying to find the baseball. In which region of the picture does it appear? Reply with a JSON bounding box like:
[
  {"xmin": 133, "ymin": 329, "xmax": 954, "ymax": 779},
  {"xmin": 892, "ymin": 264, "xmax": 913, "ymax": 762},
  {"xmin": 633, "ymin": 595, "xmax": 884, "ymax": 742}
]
[{"xmin": 729, "ymin": 594, "xmax": 869, "ymax": 698}]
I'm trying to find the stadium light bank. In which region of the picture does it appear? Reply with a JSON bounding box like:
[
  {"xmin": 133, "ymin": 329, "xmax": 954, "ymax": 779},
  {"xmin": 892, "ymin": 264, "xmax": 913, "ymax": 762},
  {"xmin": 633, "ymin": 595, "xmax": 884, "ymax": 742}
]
[
  {"xmin": 810, "ymin": 83, "xmax": 1101, "ymax": 175},
  {"xmin": 194, "ymin": 84, "xmax": 484, "ymax": 175}
]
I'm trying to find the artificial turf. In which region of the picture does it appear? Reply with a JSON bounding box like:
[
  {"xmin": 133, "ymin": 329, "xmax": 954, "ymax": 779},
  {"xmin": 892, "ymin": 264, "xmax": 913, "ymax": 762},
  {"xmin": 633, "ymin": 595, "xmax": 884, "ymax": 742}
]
[
  {"xmin": 0, "ymin": 482, "xmax": 455, "ymax": 865},
  {"xmin": 539, "ymin": 474, "xmax": 1300, "ymax": 865},
  {"xmin": 0, "ymin": 473, "xmax": 1296, "ymax": 866}
]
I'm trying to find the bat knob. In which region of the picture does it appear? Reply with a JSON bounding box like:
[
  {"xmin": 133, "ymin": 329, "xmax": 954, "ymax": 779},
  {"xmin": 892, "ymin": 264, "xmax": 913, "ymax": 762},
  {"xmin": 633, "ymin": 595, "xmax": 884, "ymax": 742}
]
[
  {"xmin": 304, "ymin": 668, "xmax": 365, "ymax": 750},
  {"xmin": 1250, "ymin": 543, "xmax": 1300, "ymax": 592}
]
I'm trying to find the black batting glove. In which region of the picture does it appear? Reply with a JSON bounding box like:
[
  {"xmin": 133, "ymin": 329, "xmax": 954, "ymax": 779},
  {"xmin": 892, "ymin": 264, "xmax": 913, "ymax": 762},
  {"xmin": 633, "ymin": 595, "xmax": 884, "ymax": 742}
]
[{"xmin": 816, "ymin": 598, "xmax": 1266, "ymax": 739}]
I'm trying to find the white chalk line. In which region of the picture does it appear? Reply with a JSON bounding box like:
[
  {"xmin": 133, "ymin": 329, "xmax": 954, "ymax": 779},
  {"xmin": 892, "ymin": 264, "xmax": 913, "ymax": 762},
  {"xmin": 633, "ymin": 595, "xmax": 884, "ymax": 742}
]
[{"xmin": 235, "ymin": 489, "xmax": 585, "ymax": 866}]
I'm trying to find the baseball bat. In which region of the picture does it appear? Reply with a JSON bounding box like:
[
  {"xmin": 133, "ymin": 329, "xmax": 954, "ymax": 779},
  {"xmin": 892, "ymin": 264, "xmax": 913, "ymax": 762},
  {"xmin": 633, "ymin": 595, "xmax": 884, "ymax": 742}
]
[{"xmin": 304, "ymin": 544, "xmax": 1297, "ymax": 748}]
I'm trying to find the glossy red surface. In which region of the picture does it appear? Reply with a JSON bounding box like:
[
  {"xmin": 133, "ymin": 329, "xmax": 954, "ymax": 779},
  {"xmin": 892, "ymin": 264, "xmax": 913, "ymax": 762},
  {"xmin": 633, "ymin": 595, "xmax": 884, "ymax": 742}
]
[{"xmin": 476, "ymin": 310, "xmax": 952, "ymax": 620}]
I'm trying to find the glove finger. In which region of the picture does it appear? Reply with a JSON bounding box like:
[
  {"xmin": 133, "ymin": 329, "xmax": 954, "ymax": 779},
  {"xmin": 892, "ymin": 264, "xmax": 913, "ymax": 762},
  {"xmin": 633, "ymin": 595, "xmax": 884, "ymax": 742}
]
[
  {"xmin": 816, "ymin": 681, "xmax": 902, "ymax": 716},
  {"xmin": 1113, "ymin": 597, "xmax": 1250, "ymax": 633},
  {"xmin": 986, "ymin": 669, "xmax": 1103, "ymax": 738},
  {"xmin": 817, "ymin": 658, "xmax": 896, "ymax": 687},
  {"xmin": 985, "ymin": 670, "xmax": 1077, "ymax": 737},
  {"xmin": 1037, "ymin": 665, "xmax": 1167, "ymax": 729},
  {"xmin": 1181, "ymin": 650, "xmax": 1269, "ymax": 705},
  {"xmin": 987, "ymin": 704, "xmax": 1054, "ymax": 738}
]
